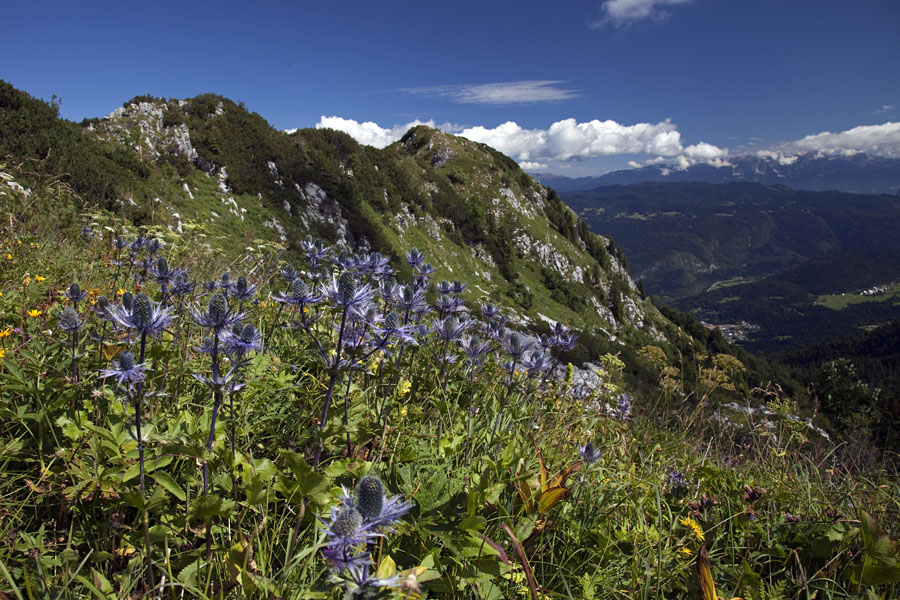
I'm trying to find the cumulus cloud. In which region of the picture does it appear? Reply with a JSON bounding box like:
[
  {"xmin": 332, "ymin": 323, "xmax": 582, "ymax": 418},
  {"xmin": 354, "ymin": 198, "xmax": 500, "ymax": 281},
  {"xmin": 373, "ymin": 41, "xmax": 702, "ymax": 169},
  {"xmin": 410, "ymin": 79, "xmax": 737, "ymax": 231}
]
[
  {"xmin": 402, "ymin": 81, "xmax": 579, "ymax": 105},
  {"xmin": 457, "ymin": 118, "xmax": 685, "ymax": 161},
  {"xmin": 313, "ymin": 116, "xmax": 439, "ymax": 148},
  {"xmin": 777, "ymin": 122, "xmax": 900, "ymax": 158},
  {"xmin": 311, "ymin": 114, "xmax": 731, "ymax": 169},
  {"xmin": 593, "ymin": 0, "xmax": 693, "ymax": 27}
]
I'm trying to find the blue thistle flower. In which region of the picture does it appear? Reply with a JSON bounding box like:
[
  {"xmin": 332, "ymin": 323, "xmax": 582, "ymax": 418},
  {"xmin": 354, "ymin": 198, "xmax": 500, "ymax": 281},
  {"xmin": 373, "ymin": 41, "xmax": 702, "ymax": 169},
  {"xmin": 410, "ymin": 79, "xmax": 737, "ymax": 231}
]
[
  {"xmin": 191, "ymin": 293, "xmax": 245, "ymax": 332},
  {"xmin": 63, "ymin": 282, "xmax": 89, "ymax": 306},
  {"xmin": 405, "ymin": 247, "xmax": 425, "ymax": 269},
  {"xmin": 229, "ymin": 276, "xmax": 257, "ymax": 302},
  {"xmin": 109, "ymin": 293, "xmax": 173, "ymax": 338},
  {"xmin": 579, "ymin": 441, "xmax": 602, "ymax": 464},
  {"xmin": 57, "ymin": 306, "xmax": 84, "ymax": 332},
  {"xmin": 100, "ymin": 350, "xmax": 147, "ymax": 390}
]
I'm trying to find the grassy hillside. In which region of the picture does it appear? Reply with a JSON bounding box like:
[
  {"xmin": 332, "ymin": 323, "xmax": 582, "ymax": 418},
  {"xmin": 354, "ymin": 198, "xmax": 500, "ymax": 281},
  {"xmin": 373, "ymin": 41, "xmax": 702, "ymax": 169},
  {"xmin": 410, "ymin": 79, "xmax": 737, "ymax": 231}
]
[{"xmin": 1, "ymin": 160, "xmax": 898, "ymax": 599}]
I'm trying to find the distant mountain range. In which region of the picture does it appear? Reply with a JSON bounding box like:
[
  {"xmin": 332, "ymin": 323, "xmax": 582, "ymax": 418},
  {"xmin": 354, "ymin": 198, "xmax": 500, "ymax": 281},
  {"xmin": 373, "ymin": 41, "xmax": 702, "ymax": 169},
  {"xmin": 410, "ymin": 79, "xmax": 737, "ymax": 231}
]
[
  {"xmin": 562, "ymin": 180, "xmax": 900, "ymax": 352},
  {"xmin": 535, "ymin": 152, "xmax": 900, "ymax": 195}
]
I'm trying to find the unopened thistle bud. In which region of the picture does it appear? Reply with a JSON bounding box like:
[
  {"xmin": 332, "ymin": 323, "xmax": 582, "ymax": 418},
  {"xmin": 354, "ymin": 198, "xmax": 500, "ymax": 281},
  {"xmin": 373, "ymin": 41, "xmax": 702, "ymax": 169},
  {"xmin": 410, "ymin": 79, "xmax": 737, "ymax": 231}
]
[
  {"xmin": 356, "ymin": 475, "xmax": 384, "ymax": 521},
  {"xmin": 208, "ymin": 293, "xmax": 227, "ymax": 324},
  {"xmin": 337, "ymin": 271, "xmax": 356, "ymax": 305},
  {"xmin": 119, "ymin": 350, "xmax": 135, "ymax": 371},
  {"xmin": 332, "ymin": 506, "xmax": 363, "ymax": 537},
  {"xmin": 133, "ymin": 294, "xmax": 153, "ymax": 329}
]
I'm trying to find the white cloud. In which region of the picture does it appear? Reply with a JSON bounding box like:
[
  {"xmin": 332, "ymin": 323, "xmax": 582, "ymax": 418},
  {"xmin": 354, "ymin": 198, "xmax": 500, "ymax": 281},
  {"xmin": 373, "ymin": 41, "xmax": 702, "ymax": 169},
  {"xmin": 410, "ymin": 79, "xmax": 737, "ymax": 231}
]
[
  {"xmin": 593, "ymin": 0, "xmax": 693, "ymax": 27},
  {"xmin": 458, "ymin": 118, "xmax": 685, "ymax": 161},
  {"xmin": 313, "ymin": 116, "xmax": 438, "ymax": 148},
  {"xmin": 310, "ymin": 114, "xmax": 731, "ymax": 169},
  {"xmin": 402, "ymin": 81, "xmax": 579, "ymax": 105},
  {"xmin": 778, "ymin": 122, "xmax": 900, "ymax": 158}
]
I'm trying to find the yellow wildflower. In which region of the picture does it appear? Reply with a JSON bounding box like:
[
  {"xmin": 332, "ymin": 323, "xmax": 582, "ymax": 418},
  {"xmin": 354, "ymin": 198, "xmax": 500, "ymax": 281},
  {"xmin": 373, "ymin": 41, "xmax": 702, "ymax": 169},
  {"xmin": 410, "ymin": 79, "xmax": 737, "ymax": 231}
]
[
  {"xmin": 27, "ymin": 309, "xmax": 42, "ymax": 318},
  {"xmin": 679, "ymin": 547, "xmax": 692, "ymax": 556},
  {"xmin": 400, "ymin": 406, "xmax": 408, "ymax": 417},
  {"xmin": 680, "ymin": 517, "xmax": 705, "ymax": 542},
  {"xmin": 5, "ymin": 253, "xmax": 12, "ymax": 260},
  {"xmin": 35, "ymin": 275, "xmax": 45, "ymax": 282},
  {"xmin": 116, "ymin": 288, "xmax": 126, "ymax": 296},
  {"xmin": 0, "ymin": 348, "xmax": 5, "ymax": 359},
  {"xmin": 398, "ymin": 379, "xmax": 412, "ymax": 396},
  {"xmin": 0, "ymin": 328, "xmax": 11, "ymax": 339}
]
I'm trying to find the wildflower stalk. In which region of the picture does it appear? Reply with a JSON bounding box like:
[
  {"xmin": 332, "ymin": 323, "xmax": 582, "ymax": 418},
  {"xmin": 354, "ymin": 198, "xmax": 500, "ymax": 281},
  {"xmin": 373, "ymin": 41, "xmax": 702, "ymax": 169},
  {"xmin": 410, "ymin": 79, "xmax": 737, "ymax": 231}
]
[{"xmin": 313, "ymin": 305, "xmax": 349, "ymax": 468}]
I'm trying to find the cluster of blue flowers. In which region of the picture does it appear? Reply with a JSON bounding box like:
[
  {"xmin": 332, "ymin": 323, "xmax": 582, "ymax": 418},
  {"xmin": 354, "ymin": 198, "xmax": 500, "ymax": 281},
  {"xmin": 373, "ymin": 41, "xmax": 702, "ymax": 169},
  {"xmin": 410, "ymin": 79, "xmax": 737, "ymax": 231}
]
[{"xmin": 320, "ymin": 475, "xmax": 412, "ymax": 596}]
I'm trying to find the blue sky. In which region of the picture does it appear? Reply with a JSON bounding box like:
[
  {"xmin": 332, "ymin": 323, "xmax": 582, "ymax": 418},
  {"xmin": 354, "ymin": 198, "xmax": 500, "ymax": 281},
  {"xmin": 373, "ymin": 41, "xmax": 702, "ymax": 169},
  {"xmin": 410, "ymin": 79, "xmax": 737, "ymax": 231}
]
[{"xmin": 3, "ymin": 0, "xmax": 899, "ymax": 175}]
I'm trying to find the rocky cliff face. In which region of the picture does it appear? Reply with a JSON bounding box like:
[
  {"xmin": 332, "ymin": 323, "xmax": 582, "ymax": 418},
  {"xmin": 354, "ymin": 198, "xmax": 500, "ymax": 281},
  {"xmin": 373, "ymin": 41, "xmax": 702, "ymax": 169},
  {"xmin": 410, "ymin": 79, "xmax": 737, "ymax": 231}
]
[{"xmin": 88, "ymin": 96, "xmax": 670, "ymax": 341}]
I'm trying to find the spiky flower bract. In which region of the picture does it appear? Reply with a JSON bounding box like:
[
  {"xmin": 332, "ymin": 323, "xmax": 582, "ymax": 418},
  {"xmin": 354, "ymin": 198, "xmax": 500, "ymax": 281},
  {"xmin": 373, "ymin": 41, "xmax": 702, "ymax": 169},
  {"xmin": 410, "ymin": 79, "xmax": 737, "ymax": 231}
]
[
  {"xmin": 100, "ymin": 350, "xmax": 147, "ymax": 390},
  {"xmin": 191, "ymin": 293, "xmax": 245, "ymax": 332},
  {"xmin": 109, "ymin": 293, "xmax": 173, "ymax": 338}
]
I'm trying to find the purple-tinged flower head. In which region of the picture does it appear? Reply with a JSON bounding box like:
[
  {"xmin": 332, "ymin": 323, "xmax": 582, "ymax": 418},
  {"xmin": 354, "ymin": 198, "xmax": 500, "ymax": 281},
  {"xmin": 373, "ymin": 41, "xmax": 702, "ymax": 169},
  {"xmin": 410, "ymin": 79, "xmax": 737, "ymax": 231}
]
[
  {"xmin": 110, "ymin": 293, "xmax": 173, "ymax": 338},
  {"xmin": 192, "ymin": 363, "xmax": 246, "ymax": 394},
  {"xmin": 171, "ymin": 271, "xmax": 195, "ymax": 298},
  {"xmin": 129, "ymin": 235, "xmax": 147, "ymax": 254},
  {"xmin": 58, "ymin": 306, "xmax": 84, "ymax": 333},
  {"xmin": 279, "ymin": 263, "xmax": 298, "ymax": 283},
  {"xmin": 538, "ymin": 334, "xmax": 554, "ymax": 351},
  {"xmin": 301, "ymin": 236, "xmax": 331, "ymax": 269},
  {"xmin": 147, "ymin": 238, "xmax": 162, "ymax": 257},
  {"xmin": 230, "ymin": 276, "xmax": 257, "ymax": 302},
  {"xmin": 501, "ymin": 330, "xmax": 530, "ymax": 360},
  {"xmin": 201, "ymin": 280, "xmax": 218, "ymax": 294},
  {"xmin": 579, "ymin": 441, "xmax": 602, "ymax": 465},
  {"xmin": 81, "ymin": 225, "xmax": 93, "ymax": 240},
  {"xmin": 94, "ymin": 295, "xmax": 113, "ymax": 321},
  {"xmin": 321, "ymin": 505, "xmax": 373, "ymax": 571},
  {"xmin": 555, "ymin": 331, "xmax": 578, "ymax": 351},
  {"xmin": 433, "ymin": 315, "xmax": 469, "ymax": 344},
  {"xmin": 614, "ymin": 393, "xmax": 632, "ymax": 421},
  {"xmin": 451, "ymin": 279, "xmax": 467, "ymax": 295},
  {"xmin": 406, "ymin": 247, "xmax": 425, "ymax": 269},
  {"xmin": 396, "ymin": 285, "xmax": 427, "ymax": 316},
  {"xmin": 345, "ymin": 475, "xmax": 413, "ymax": 531},
  {"xmin": 151, "ymin": 257, "xmax": 181, "ymax": 290},
  {"xmin": 224, "ymin": 323, "xmax": 262, "ymax": 358},
  {"xmin": 274, "ymin": 278, "xmax": 321, "ymax": 309},
  {"xmin": 333, "ymin": 252, "xmax": 356, "ymax": 273},
  {"xmin": 121, "ymin": 291, "xmax": 134, "ymax": 312},
  {"xmin": 377, "ymin": 312, "xmax": 417, "ymax": 346},
  {"xmin": 327, "ymin": 271, "xmax": 375, "ymax": 311},
  {"xmin": 359, "ymin": 252, "xmax": 393, "ymax": 279},
  {"xmin": 100, "ymin": 350, "xmax": 146, "ymax": 390},
  {"xmin": 521, "ymin": 349, "xmax": 552, "ymax": 375},
  {"xmin": 380, "ymin": 278, "xmax": 400, "ymax": 303},
  {"xmin": 434, "ymin": 294, "xmax": 462, "ymax": 316},
  {"xmin": 481, "ymin": 302, "xmax": 502, "ymax": 322},
  {"xmin": 436, "ymin": 280, "xmax": 453, "ymax": 295},
  {"xmin": 459, "ymin": 335, "xmax": 492, "ymax": 366},
  {"xmin": 114, "ymin": 237, "xmax": 128, "ymax": 251},
  {"xmin": 486, "ymin": 321, "xmax": 507, "ymax": 341},
  {"xmin": 415, "ymin": 323, "xmax": 431, "ymax": 340},
  {"xmin": 218, "ymin": 273, "xmax": 233, "ymax": 294},
  {"xmin": 339, "ymin": 563, "xmax": 403, "ymax": 593},
  {"xmin": 416, "ymin": 263, "xmax": 436, "ymax": 278},
  {"xmin": 64, "ymin": 282, "xmax": 89, "ymax": 306},
  {"xmin": 668, "ymin": 468, "xmax": 689, "ymax": 490},
  {"xmin": 191, "ymin": 293, "xmax": 245, "ymax": 332}
]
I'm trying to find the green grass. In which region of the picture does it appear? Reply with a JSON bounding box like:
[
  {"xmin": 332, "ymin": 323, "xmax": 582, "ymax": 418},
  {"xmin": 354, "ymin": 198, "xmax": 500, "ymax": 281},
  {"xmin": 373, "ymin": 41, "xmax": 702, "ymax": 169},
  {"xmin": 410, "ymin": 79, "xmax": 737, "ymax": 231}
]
[
  {"xmin": 1, "ymin": 163, "xmax": 899, "ymax": 600},
  {"xmin": 816, "ymin": 282, "xmax": 900, "ymax": 310}
]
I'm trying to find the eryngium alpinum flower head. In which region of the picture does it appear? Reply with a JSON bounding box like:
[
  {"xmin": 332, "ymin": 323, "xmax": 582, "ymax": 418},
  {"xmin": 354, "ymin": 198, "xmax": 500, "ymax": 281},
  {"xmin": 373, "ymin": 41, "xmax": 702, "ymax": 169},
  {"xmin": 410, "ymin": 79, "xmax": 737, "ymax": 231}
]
[
  {"xmin": 58, "ymin": 306, "xmax": 84, "ymax": 332},
  {"xmin": 100, "ymin": 350, "xmax": 147, "ymax": 390},
  {"xmin": 356, "ymin": 476, "xmax": 384, "ymax": 521},
  {"xmin": 110, "ymin": 293, "xmax": 173, "ymax": 337},
  {"xmin": 192, "ymin": 293, "xmax": 245, "ymax": 331}
]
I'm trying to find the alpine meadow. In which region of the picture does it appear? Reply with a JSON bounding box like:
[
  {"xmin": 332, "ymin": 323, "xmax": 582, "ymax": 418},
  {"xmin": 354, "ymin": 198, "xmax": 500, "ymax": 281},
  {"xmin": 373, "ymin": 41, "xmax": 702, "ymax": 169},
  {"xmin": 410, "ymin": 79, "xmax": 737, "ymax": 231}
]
[{"xmin": 1, "ymin": 79, "xmax": 900, "ymax": 600}]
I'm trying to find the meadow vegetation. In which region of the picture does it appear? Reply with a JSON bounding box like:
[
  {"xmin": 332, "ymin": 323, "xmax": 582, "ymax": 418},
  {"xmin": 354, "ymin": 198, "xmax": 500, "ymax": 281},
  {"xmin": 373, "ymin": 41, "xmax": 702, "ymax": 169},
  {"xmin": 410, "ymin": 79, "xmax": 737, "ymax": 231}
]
[{"xmin": 1, "ymin": 161, "xmax": 899, "ymax": 600}]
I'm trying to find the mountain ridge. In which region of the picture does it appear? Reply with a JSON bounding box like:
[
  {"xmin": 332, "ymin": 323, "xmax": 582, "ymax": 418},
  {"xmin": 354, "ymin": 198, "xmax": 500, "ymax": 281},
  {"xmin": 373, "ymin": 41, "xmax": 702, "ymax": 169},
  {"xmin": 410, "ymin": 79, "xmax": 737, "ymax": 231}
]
[{"xmin": 534, "ymin": 152, "xmax": 900, "ymax": 195}]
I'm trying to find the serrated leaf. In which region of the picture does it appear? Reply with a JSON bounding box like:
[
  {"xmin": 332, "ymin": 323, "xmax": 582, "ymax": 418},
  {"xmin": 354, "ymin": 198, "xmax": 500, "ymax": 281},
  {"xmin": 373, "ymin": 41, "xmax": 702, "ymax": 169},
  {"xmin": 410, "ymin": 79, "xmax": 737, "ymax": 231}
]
[
  {"xmin": 152, "ymin": 471, "xmax": 186, "ymax": 501},
  {"xmin": 189, "ymin": 494, "xmax": 235, "ymax": 520}
]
